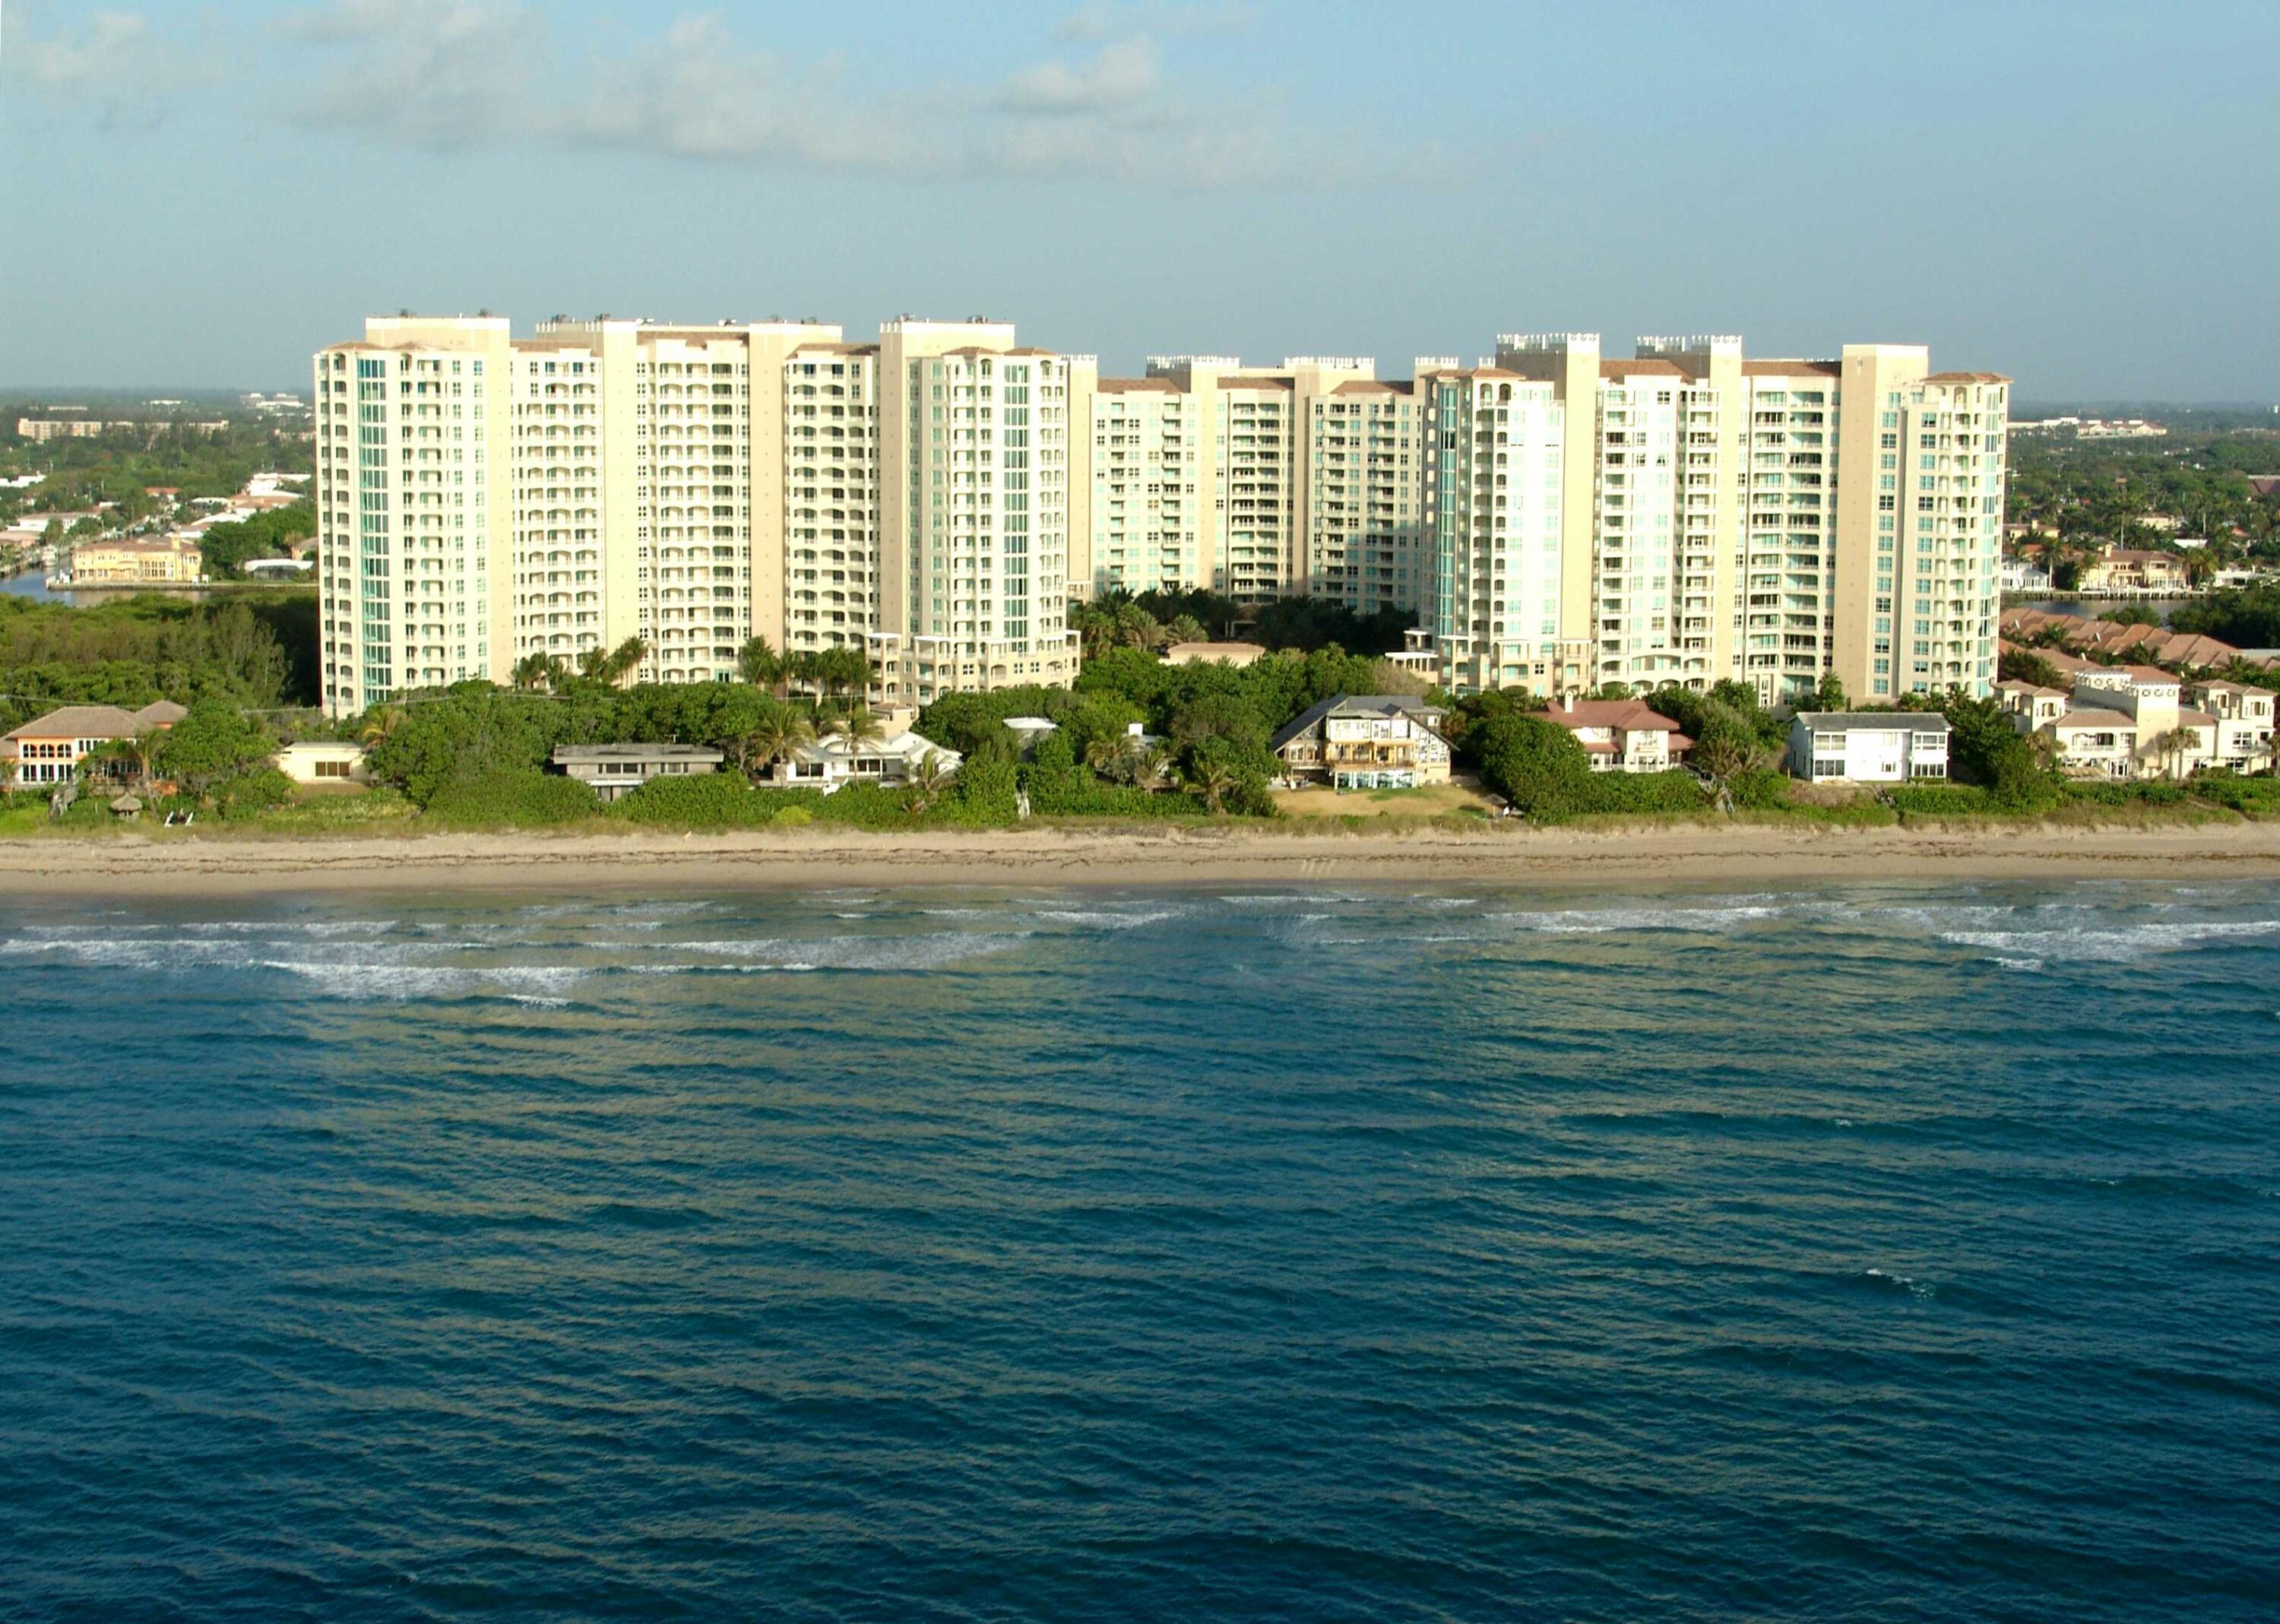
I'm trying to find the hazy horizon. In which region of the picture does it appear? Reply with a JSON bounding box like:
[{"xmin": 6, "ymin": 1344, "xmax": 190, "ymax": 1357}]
[{"xmin": 5, "ymin": 1, "xmax": 2278, "ymax": 400}]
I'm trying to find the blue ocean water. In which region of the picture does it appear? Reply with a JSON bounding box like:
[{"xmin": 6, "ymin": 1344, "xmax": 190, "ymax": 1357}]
[{"xmin": 2, "ymin": 879, "xmax": 2277, "ymax": 1622}]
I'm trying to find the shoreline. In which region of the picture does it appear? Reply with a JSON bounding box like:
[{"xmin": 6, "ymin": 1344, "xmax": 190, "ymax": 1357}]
[{"xmin": 5, "ymin": 821, "xmax": 2280, "ymax": 897}]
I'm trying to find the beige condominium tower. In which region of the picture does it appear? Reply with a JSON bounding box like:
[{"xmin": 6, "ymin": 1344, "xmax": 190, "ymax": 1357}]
[
  {"xmin": 315, "ymin": 312, "xmax": 1090, "ymax": 717},
  {"xmin": 871, "ymin": 319, "xmax": 1094, "ymax": 707},
  {"xmin": 314, "ymin": 313, "xmax": 838, "ymax": 715},
  {"xmin": 1479, "ymin": 333, "xmax": 2007, "ymax": 705}
]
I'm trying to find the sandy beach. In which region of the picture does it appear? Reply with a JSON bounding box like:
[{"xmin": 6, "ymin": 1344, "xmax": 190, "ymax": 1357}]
[{"xmin": 4, "ymin": 820, "xmax": 2279, "ymax": 897}]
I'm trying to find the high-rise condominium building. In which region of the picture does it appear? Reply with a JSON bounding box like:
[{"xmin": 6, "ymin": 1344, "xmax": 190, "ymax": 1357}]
[
  {"xmin": 315, "ymin": 314, "xmax": 2006, "ymax": 717},
  {"xmin": 1482, "ymin": 334, "xmax": 2008, "ymax": 704},
  {"xmin": 314, "ymin": 313, "xmax": 1088, "ymax": 717}
]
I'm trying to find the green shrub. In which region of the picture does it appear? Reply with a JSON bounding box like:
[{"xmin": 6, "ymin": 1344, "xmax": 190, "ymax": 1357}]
[
  {"xmin": 423, "ymin": 771, "xmax": 599, "ymax": 828},
  {"xmin": 2190, "ymin": 774, "xmax": 2280, "ymax": 816},
  {"xmin": 806, "ymin": 782, "xmax": 921, "ymax": 829},
  {"xmin": 2063, "ymin": 780, "xmax": 2190, "ymax": 807},
  {"xmin": 1738, "ymin": 799, "xmax": 1899, "ymax": 828},
  {"xmin": 54, "ymin": 790, "xmax": 114, "ymax": 828},
  {"xmin": 947, "ymin": 752, "xmax": 1018, "ymax": 825},
  {"xmin": 607, "ymin": 771, "xmax": 797, "ymax": 828},
  {"xmin": 253, "ymin": 787, "xmax": 418, "ymax": 830},
  {"xmin": 215, "ymin": 767, "xmax": 296, "ymax": 821},
  {"xmin": 1728, "ymin": 768, "xmax": 1791, "ymax": 810},
  {"xmin": 1888, "ymin": 783, "xmax": 1991, "ymax": 816},
  {"xmin": 1582, "ymin": 769, "xmax": 1709, "ymax": 816}
]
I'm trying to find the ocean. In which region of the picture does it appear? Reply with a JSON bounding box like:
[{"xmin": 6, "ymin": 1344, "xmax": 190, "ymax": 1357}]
[{"xmin": 2, "ymin": 880, "xmax": 2276, "ymax": 1621}]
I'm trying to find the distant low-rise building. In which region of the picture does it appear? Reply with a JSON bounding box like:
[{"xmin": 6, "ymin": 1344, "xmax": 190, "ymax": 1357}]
[
  {"xmin": 550, "ymin": 742, "xmax": 723, "ymax": 803},
  {"xmin": 1162, "ymin": 641, "xmax": 1268, "ymax": 668},
  {"xmin": 1271, "ymin": 695, "xmax": 1450, "ymax": 788},
  {"xmin": 67, "ymin": 536, "xmax": 203, "ymax": 584},
  {"xmin": 2076, "ymin": 547, "xmax": 2190, "ymax": 594},
  {"xmin": 1540, "ymin": 696, "xmax": 1691, "ymax": 774},
  {"xmin": 1999, "ymin": 556, "xmax": 2053, "ymax": 593},
  {"xmin": 1787, "ymin": 712, "xmax": 1952, "ymax": 783}
]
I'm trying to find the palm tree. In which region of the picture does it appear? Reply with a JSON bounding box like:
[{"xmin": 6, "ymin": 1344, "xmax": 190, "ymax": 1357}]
[
  {"xmin": 2139, "ymin": 727, "xmax": 2190, "ymax": 780},
  {"xmin": 600, "ymin": 636, "xmax": 648, "ymax": 687},
  {"xmin": 1130, "ymin": 742, "xmax": 1170, "ymax": 790},
  {"xmin": 1084, "ymin": 731, "xmax": 1132, "ymax": 780},
  {"xmin": 1184, "ymin": 756, "xmax": 1238, "ymax": 815},
  {"xmin": 1114, "ymin": 601, "xmax": 1164, "ymax": 651},
  {"xmin": 744, "ymin": 704, "xmax": 815, "ymax": 782},
  {"xmin": 511, "ymin": 652, "xmax": 556, "ymax": 691},
  {"xmin": 1165, "ymin": 613, "xmax": 1209, "ymax": 646},
  {"xmin": 359, "ymin": 704, "xmax": 408, "ymax": 747},
  {"xmin": 902, "ymin": 750, "xmax": 955, "ymax": 815},
  {"xmin": 809, "ymin": 645, "xmax": 871, "ymax": 703},
  {"xmin": 826, "ymin": 704, "xmax": 887, "ymax": 755},
  {"xmin": 737, "ymin": 635, "xmax": 784, "ymax": 694},
  {"xmin": 1068, "ymin": 597, "xmax": 1116, "ymax": 660}
]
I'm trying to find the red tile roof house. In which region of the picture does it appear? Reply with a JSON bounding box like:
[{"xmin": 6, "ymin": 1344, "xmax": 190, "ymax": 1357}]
[{"xmin": 1542, "ymin": 696, "xmax": 1693, "ymax": 772}]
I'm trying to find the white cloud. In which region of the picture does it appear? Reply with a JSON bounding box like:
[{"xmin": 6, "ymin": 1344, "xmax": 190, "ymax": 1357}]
[
  {"xmin": 0, "ymin": 5, "xmax": 198, "ymax": 127},
  {"xmin": 565, "ymin": 14, "xmax": 933, "ymax": 172},
  {"xmin": 999, "ymin": 37, "xmax": 1159, "ymax": 116},
  {"xmin": 274, "ymin": 3, "xmax": 1427, "ymax": 191},
  {"xmin": 286, "ymin": 0, "xmax": 544, "ymax": 146}
]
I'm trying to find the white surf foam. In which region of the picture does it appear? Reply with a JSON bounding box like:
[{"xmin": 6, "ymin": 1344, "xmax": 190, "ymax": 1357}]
[{"xmin": 1940, "ymin": 918, "xmax": 2280, "ymax": 963}]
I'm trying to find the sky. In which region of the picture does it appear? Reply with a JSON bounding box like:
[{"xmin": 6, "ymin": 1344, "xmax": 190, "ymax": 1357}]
[{"xmin": 5, "ymin": 0, "xmax": 2278, "ymax": 402}]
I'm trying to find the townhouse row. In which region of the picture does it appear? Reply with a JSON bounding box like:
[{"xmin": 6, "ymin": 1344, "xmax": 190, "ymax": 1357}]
[
  {"xmin": 315, "ymin": 315, "xmax": 2007, "ymax": 717},
  {"xmin": 1998, "ymin": 651, "xmax": 2276, "ymax": 777}
]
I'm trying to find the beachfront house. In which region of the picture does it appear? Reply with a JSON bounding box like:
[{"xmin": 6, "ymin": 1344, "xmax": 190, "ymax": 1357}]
[
  {"xmin": 1786, "ymin": 712, "xmax": 1952, "ymax": 783},
  {"xmin": 774, "ymin": 730, "xmax": 961, "ymax": 793},
  {"xmin": 1996, "ymin": 680, "xmax": 2070, "ymax": 734},
  {"xmin": 1271, "ymin": 695, "xmax": 1451, "ymax": 789},
  {"xmin": 2183, "ymin": 682, "xmax": 2276, "ymax": 774},
  {"xmin": 0, "ymin": 701, "xmax": 187, "ymax": 789},
  {"xmin": 1540, "ymin": 696, "xmax": 1691, "ymax": 774},
  {"xmin": 2062, "ymin": 666, "xmax": 2215, "ymax": 778},
  {"xmin": 551, "ymin": 742, "xmax": 724, "ymax": 803},
  {"xmin": 274, "ymin": 741, "xmax": 370, "ymax": 785}
]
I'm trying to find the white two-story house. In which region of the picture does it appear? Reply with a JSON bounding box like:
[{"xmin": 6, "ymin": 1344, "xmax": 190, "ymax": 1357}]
[
  {"xmin": 1786, "ymin": 712, "xmax": 1952, "ymax": 783},
  {"xmin": 2183, "ymin": 681, "xmax": 2275, "ymax": 774}
]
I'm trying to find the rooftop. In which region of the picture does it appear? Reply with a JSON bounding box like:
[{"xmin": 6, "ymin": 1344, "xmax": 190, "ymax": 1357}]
[
  {"xmin": 3, "ymin": 700, "xmax": 184, "ymax": 741},
  {"xmin": 1796, "ymin": 711, "xmax": 1954, "ymax": 733},
  {"xmin": 552, "ymin": 743, "xmax": 724, "ymax": 764}
]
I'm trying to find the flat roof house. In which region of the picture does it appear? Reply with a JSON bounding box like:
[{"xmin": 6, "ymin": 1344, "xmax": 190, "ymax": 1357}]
[
  {"xmin": 551, "ymin": 742, "xmax": 723, "ymax": 803},
  {"xmin": 1788, "ymin": 711, "xmax": 1952, "ymax": 783},
  {"xmin": 1162, "ymin": 641, "xmax": 1268, "ymax": 669},
  {"xmin": 1271, "ymin": 695, "xmax": 1451, "ymax": 789},
  {"xmin": 274, "ymin": 741, "xmax": 370, "ymax": 785}
]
